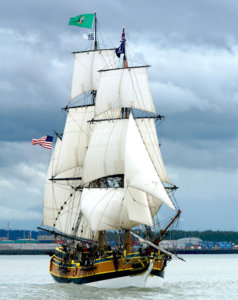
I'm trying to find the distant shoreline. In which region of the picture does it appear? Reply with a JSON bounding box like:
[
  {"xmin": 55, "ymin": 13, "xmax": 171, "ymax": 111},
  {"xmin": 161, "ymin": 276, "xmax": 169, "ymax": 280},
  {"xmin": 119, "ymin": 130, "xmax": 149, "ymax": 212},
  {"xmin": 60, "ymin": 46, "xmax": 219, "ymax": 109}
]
[
  {"xmin": 1, "ymin": 249, "xmax": 238, "ymax": 255},
  {"xmin": 0, "ymin": 249, "xmax": 50, "ymax": 255},
  {"xmin": 173, "ymin": 248, "xmax": 238, "ymax": 255}
]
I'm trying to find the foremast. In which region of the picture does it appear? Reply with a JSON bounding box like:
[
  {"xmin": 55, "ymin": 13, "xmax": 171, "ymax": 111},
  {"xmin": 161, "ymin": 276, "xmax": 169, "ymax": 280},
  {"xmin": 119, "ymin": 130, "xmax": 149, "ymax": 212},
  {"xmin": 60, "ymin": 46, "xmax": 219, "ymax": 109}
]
[
  {"xmin": 94, "ymin": 12, "xmax": 98, "ymax": 50},
  {"xmin": 42, "ymin": 13, "xmax": 117, "ymax": 242}
]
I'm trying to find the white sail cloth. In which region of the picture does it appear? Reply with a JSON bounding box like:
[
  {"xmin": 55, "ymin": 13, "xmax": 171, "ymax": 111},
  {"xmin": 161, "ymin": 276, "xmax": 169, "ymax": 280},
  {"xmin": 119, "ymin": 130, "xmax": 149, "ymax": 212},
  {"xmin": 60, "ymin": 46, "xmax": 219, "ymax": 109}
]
[
  {"xmin": 125, "ymin": 115, "xmax": 174, "ymax": 209},
  {"xmin": 54, "ymin": 191, "xmax": 98, "ymax": 241},
  {"xmin": 55, "ymin": 106, "xmax": 94, "ymax": 178},
  {"xmin": 80, "ymin": 188, "xmax": 164, "ymax": 231},
  {"xmin": 95, "ymin": 67, "xmax": 156, "ymax": 117},
  {"xmin": 83, "ymin": 118, "xmax": 171, "ymax": 185},
  {"xmin": 70, "ymin": 49, "xmax": 116, "ymax": 100},
  {"xmin": 83, "ymin": 119, "xmax": 128, "ymax": 183},
  {"xmin": 81, "ymin": 188, "xmax": 156, "ymax": 230},
  {"xmin": 135, "ymin": 118, "xmax": 171, "ymax": 184},
  {"xmin": 81, "ymin": 115, "xmax": 174, "ymax": 231},
  {"xmin": 43, "ymin": 138, "xmax": 96, "ymax": 240},
  {"xmin": 43, "ymin": 138, "xmax": 70, "ymax": 227}
]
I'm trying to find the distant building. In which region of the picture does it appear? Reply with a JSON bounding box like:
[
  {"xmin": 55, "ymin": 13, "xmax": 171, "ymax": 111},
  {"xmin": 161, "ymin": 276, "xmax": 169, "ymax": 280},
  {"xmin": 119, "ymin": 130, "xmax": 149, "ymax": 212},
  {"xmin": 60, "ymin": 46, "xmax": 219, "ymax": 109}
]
[
  {"xmin": 160, "ymin": 238, "xmax": 202, "ymax": 249},
  {"xmin": 202, "ymin": 241, "xmax": 232, "ymax": 250}
]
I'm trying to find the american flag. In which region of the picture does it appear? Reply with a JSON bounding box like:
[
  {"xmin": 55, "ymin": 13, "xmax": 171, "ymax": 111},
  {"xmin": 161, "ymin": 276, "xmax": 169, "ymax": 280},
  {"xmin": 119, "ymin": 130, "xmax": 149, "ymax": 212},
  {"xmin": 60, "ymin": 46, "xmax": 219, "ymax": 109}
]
[
  {"xmin": 121, "ymin": 29, "xmax": 126, "ymax": 41},
  {"xmin": 32, "ymin": 135, "xmax": 53, "ymax": 149}
]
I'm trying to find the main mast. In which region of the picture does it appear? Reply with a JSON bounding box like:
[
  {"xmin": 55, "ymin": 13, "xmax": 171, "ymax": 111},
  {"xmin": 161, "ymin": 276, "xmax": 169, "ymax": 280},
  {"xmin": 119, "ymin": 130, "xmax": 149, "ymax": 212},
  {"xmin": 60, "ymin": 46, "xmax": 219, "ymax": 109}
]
[
  {"xmin": 77, "ymin": 24, "xmax": 177, "ymax": 252},
  {"xmin": 121, "ymin": 28, "xmax": 130, "ymax": 119},
  {"xmin": 122, "ymin": 28, "xmax": 128, "ymax": 68}
]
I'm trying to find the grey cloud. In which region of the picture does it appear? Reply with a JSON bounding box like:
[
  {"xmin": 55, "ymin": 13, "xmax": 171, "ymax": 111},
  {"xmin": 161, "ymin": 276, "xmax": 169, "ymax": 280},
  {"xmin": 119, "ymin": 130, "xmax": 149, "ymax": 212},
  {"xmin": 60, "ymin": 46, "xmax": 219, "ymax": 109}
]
[
  {"xmin": 162, "ymin": 135, "xmax": 238, "ymax": 171},
  {"xmin": 1, "ymin": 0, "xmax": 238, "ymax": 230},
  {"xmin": 163, "ymin": 109, "xmax": 238, "ymax": 142},
  {"xmin": 1, "ymin": 0, "xmax": 238, "ymax": 48},
  {"xmin": 167, "ymin": 166, "xmax": 238, "ymax": 230}
]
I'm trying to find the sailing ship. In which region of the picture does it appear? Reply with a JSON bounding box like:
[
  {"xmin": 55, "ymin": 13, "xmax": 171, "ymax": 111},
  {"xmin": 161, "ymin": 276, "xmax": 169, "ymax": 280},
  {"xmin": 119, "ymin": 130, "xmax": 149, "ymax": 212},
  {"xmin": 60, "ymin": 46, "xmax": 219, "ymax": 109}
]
[{"xmin": 39, "ymin": 13, "xmax": 182, "ymax": 288}]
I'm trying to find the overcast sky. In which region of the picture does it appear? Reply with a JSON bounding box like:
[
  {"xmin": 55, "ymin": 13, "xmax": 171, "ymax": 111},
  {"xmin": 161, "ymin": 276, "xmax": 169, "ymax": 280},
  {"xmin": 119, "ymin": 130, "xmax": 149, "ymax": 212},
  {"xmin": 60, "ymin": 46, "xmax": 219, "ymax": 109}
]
[{"xmin": 1, "ymin": 0, "xmax": 238, "ymax": 232}]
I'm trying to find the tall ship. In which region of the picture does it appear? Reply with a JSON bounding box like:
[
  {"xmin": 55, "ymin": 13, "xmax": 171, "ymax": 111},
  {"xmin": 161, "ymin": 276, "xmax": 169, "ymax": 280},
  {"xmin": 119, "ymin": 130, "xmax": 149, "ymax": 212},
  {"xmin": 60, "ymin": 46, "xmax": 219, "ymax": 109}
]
[{"xmin": 39, "ymin": 13, "xmax": 182, "ymax": 288}]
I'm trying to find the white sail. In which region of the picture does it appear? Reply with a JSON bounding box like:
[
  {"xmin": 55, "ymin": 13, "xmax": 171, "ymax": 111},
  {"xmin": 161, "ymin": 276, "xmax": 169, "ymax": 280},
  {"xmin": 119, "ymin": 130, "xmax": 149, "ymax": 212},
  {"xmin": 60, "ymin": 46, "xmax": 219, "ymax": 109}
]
[
  {"xmin": 95, "ymin": 67, "xmax": 156, "ymax": 117},
  {"xmin": 54, "ymin": 191, "xmax": 98, "ymax": 240},
  {"xmin": 43, "ymin": 138, "xmax": 73, "ymax": 227},
  {"xmin": 82, "ymin": 115, "xmax": 174, "ymax": 210},
  {"xmin": 135, "ymin": 118, "xmax": 171, "ymax": 184},
  {"xmin": 147, "ymin": 194, "xmax": 163, "ymax": 218},
  {"xmin": 80, "ymin": 188, "xmax": 153, "ymax": 231},
  {"xmin": 83, "ymin": 119, "xmax": 128, "ymax": 184},
  {"xmin": 55, "ymin": 106, "xmax": 94, "ymax": 179},
  {"xmin": 43, "ymin": 138, "xmax": 96, "ymax": 239},
  {"xmin": 125, "ymin": 115, "xmax": 175, "ymax": 209},
  {"xmin": 43, "ymin": 39, "xmax": 176, "ymax": 239},
  {"xmin": 53, "ymin": 190, "xmax": 81, "ymax": 233},
  {"xmin": 43, "ymin": 181, "xmax": 74, "ymax": 228},
  {"xmin": 124, "ymin": 187, "xmax": 153, "ymax": 226},
  {"xmin": 70, "ymin": 49, "xmax": 116, "ymax": 100}
]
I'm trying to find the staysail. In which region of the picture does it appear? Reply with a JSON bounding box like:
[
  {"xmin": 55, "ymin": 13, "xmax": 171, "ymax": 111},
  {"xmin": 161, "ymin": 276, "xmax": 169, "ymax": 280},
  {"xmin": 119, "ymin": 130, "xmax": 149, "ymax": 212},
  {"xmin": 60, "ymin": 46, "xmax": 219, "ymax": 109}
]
[
  {"xmin": 125, "ymin": 115, "xmax": 174, "ymax": 209},
  {"xmin": 135, "ymin": 118, "xmax": 171, "ymax": 184}
]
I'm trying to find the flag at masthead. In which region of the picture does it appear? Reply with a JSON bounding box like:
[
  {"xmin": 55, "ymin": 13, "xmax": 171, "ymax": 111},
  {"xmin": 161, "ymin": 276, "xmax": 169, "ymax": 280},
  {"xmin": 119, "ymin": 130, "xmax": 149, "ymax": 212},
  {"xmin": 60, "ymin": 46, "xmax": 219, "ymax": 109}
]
[
  {"xmin": 69, "ymin": 12, "xmax": 98, "ymax": 50},
  {"xmin": 115, "ymin": 28, "xmax": 128, "ymax": 68}
]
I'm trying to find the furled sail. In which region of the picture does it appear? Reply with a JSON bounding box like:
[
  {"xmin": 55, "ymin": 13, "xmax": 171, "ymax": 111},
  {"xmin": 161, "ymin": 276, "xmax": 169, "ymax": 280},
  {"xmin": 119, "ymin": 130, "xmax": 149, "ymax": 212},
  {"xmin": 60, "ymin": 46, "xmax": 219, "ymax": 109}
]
[
  {"xmin": 135, "ymin": 118, "xmax": 171, "ymax": 184},
  {"xmin": 70, "ymin": 49, "xmax": 116, "ymax": 100},
  {"xmin": 95, "ymin": 66, "xmax": 156, "ymax": 117},
  {"xmin": 55, "ymin": 106, "xmax": 94, "ymax": 179}
]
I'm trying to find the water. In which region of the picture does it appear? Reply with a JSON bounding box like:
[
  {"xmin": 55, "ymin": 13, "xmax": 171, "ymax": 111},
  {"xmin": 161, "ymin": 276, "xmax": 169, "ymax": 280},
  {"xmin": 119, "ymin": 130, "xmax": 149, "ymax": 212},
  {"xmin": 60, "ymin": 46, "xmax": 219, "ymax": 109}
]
[{"xmin": 0, "ymin": 254, "xmax": 237, "ymax": 299}]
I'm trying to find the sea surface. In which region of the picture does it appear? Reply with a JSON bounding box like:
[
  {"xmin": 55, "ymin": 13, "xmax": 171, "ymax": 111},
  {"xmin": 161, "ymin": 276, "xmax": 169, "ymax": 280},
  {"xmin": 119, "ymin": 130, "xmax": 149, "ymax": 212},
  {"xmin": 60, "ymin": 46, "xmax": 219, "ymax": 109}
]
[{"xmin": 0, "ymin": 254, "xmax": 237, "ymax": 299}]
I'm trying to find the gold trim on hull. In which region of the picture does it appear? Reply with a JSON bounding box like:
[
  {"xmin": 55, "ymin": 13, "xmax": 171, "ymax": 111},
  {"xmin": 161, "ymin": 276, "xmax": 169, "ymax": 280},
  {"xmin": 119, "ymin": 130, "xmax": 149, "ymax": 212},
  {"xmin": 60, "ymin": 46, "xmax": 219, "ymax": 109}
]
[{"xmin": 50, "ymin": 247, "xmax": 168, "ymax": 285}]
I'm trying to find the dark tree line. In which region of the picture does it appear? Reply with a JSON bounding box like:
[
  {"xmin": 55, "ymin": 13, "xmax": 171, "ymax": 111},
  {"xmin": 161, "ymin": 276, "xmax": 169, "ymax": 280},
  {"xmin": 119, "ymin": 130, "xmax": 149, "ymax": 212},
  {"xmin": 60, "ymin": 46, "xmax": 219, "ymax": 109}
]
[
  {"xmin": 165, "ymin": 230, "xmax": 238, "ymax": 243},
  {"xmin": 1, "ymin": 229, "xmax": 238, "ymax": 244}
]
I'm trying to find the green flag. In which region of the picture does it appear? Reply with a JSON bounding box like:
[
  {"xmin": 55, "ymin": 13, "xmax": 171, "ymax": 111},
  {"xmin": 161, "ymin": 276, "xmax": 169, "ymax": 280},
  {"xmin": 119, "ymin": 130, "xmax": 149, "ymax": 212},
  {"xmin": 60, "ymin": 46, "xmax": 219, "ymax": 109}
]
[{"xmin": 69, "ymin": 14, "xmax": 95, "ymax": 28}]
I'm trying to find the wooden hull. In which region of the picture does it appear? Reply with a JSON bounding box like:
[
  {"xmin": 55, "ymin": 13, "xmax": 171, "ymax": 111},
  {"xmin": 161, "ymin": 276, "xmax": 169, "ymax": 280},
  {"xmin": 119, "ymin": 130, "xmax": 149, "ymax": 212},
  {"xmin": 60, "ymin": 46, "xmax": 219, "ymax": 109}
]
[{"xmin": 50, "ymin": 247, "xmax": 167, "ymax": 288}]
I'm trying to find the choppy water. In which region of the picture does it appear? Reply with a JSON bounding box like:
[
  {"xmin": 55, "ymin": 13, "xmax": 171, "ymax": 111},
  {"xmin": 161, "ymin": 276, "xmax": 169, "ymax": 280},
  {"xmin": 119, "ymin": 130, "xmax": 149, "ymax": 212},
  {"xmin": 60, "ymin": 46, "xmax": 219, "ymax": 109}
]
[{"xmin": 0, "ymin": 254, "xmax": 237, "ymax": 299}]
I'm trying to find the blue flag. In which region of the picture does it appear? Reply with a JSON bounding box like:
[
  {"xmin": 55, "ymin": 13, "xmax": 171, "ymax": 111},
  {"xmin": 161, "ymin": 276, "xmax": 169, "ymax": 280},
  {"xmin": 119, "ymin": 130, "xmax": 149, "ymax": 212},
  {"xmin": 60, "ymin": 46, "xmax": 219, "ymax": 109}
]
[{"xmin": 115, "ymin": 41, "xmax": 125, "ymax": 58}]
